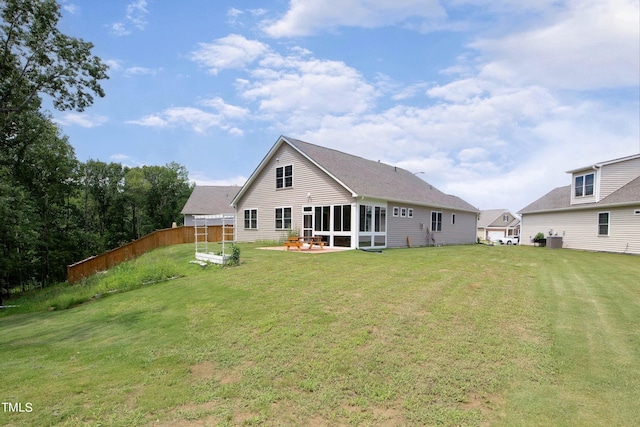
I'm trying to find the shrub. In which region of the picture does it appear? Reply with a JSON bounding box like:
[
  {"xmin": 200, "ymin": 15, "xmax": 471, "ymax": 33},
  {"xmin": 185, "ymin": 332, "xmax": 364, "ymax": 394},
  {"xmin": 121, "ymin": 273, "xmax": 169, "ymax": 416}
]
[
  {"xmin": 228, "ymin": 244, "xmax": 241, "ymax": 266},
  {"xmin": 533, "ymin": 232, "xmax": 545, "ymax": 242}
]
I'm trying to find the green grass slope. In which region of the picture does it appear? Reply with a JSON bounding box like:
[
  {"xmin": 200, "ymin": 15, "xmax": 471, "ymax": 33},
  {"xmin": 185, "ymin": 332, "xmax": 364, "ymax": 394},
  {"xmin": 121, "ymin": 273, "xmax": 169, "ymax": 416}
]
[{"xmin": 1, "ymin": 244, "xmax": 639, "ymax": 426}]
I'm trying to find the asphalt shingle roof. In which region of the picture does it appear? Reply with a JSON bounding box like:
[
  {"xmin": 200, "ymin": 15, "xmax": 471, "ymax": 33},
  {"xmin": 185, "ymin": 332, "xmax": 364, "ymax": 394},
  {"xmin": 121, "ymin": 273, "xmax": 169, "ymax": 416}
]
[
  {"xmin": 285, "ymin": 137, "xmax": 478, "ymax": 212},
  {"xmin": 181, "ymin": 185, "xmax": 239, "ymax": 215},
  {"xmin": 519, "ymin": 176, "xmax": 640, "ymax": 214}
]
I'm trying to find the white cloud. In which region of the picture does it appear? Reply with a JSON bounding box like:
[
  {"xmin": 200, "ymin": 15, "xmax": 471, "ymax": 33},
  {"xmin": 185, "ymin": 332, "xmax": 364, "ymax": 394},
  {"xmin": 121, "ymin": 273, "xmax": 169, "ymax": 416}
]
[
  {"xmin": 471, "ymin": 0, "xmax": 640, "ymax": 90},
  {"xmin": 262, "ymin": 0, "xmax": 447, "ymax": 37},
  {"xmin": 126, "ymin": 0, "xmax": 149, "ymax": 30},
  {"xmin": 110, "ymin": 0, "xmax": 149, "ymax": 36},
  {"xmin": 104, "ymin": 59, "xmax": 124, "ymax": 72},
  {"xmin": 127, "ymin": 98, "xmax": 249, "ymax": 134},
  {"xmin": 239, "ymin": 50, "xmax": 378, "ymax": 121},
  {"xmin": 110, "ymin": 22, "xmax": 131, "ymax": 36},
  {"xmin": 199, "ymin": 97, "xmax": 250, "ymax": 119},
  {"xmin": 54, "ymin": 113, "xmax": 108, "ymax": 128},
  {"xmin": 190, "ymin": 34, "xmax": 269, "ymax": 75},
  {"xmin": 124, "ymin": 66, "xmax": 162, "ymax": 77},
  {"xmin": 61, "ymin": 1, "xmax": 79, "ymax": 15},
  {"xmin": 109, "ymin": 153, "xmax": 145, "ymax": 167},
  {"xmin": 189, "ymin": 172, "xmax": 247, "ymax": 187}
]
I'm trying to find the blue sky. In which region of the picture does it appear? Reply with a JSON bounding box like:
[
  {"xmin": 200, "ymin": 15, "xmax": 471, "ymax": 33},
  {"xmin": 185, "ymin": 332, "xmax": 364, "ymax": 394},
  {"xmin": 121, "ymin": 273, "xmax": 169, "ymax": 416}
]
[{"xmin": 51, "ymin": 0, "xmax": 639, "ymax": 213}]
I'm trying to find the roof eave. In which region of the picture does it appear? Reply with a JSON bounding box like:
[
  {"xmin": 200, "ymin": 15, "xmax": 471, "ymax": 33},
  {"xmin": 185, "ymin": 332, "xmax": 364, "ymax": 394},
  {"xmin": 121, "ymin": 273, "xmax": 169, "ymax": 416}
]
[
  {"xmin": 374, "ymin": 195, "xmax": 480, "ymax": 213},
  {"xmin": 520, "ymin": 200, "xmax": 640, "ymax": 215}
]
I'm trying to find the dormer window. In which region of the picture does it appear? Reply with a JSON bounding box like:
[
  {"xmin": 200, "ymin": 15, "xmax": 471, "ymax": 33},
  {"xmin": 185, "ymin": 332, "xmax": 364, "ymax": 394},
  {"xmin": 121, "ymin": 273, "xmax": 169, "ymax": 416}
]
[
  {"xmin": 276, "ymin": 165, "xmax": 293, "ymax": 189},
  {"xmin": 575, "ymin": 173, "xmax": 594, "ymax": 197}
]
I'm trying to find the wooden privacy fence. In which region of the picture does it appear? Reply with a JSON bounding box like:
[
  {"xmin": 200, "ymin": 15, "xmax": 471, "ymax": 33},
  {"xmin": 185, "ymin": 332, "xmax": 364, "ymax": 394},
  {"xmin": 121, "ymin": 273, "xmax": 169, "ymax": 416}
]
[{"xmin": 66, "ymin": 225, "xmax": 229, "ymax": 284}]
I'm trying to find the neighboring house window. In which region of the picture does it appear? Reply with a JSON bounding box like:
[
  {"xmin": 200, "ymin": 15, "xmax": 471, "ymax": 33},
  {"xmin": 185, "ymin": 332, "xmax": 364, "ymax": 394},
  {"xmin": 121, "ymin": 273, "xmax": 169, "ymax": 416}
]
[
  {"xmin": 400, "ymin": 207, "xmax": 407, "ymax": 217},
  {"xmin": 244, "ymin": 209, "xmax": 257, "ymax": 229},
  {"xmin": 451, "ymin": 213, "xmax": 456, "ymax": 225},
  {"xmin": 393, "ymin": 206, "xmax": 399, "ymax": 217},
  {"xmin": 276, "ymin": 165, "xmax": 293, "ymax": 189},
  {"xmin": 575, "ymin": 173, "xmax": 594, "ymax": 197},
  {"xmin": 333, "ymin": 205, "xmax": 352, "ymax": 232},
  {"xmin": 275, "ymin": 207, "xmax": 292, "ymax": 229},
  {"xmin": 503, "ymin": 214, "xmax": 510, "ymax": 222},
  {"xmin": 408, "ymin": 208, "xmax": 414, "ymax": 218},
  {"xmin": 431, "ymin": 211, "xmax": 442, "ymax": 232},
  {"xmin": 598, "ymin": 212, "xmax": 609, "ymax": 236}
]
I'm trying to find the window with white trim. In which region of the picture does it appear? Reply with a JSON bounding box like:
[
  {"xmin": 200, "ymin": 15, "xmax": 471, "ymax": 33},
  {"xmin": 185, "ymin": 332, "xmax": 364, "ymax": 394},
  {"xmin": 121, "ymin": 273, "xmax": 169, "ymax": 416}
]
[
  {"xmin": 431, "ymin": 211, "xmax": 442, "ymax": 232},
  {"xmin": 275, "ymin": 207, "xmax": 292, "ymax": 229},
  {"xmin": 276, "ymin": 165, "xmax": 293, "ymax": 189},
  {"xmin": 598, "ymin": 212, "xmax": 609, "ymax": 236},
  {"xmin": 400, "ymin": 207, "xmax": 407, "ymax": 217},
  {"xmin": 393, "ymin": 206, "xmax": 399, "ymax": 217},
  {"xmin": 333, "ymin": 205, "xmax": 352, "ymax": 232},
  {"xmin": 408, "ymin": 208, "xmax": 414, "ymax": 218},
  {"xmin": 451, "ymin": 213, "xmax": 456, "ymax": 225},
  {"xmin": 575, "ymin": 173, "xmax": 594, "ymax": 197},
  {"xmin": 244, "ymin": 209, "xmax": 257, "ymax": 229}
]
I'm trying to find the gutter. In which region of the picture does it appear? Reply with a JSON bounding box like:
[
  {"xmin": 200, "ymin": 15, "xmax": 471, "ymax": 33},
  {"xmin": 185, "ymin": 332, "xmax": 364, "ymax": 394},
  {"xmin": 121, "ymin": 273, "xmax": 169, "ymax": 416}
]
[{"xmin": 520, "ymin": 200, "xmax": 640, "ymax": 215}]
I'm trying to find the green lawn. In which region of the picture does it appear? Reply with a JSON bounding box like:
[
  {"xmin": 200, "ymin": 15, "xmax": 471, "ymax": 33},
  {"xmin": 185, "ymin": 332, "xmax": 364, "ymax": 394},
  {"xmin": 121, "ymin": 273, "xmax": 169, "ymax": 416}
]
[{"xmin": 1, "ymin": 244, "xmax": 639, "ymax": 426}]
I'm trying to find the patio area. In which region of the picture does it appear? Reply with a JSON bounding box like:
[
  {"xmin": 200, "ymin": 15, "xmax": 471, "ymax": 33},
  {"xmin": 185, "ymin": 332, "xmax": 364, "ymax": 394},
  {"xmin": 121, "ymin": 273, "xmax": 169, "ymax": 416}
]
[{"xmin": 257, "ymin": 244, "xmax": 352, "ymax": 254}]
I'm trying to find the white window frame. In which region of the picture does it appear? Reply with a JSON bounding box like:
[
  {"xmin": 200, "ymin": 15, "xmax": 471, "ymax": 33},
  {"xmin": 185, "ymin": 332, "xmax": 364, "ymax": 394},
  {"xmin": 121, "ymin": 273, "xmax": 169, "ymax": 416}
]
[
  {"xmin": 575, "ymin": 173, "xmax": 595, "ymax": 197},
  {"xmin": 431, "ymin": 211, "xmax": 443, "ymax": 232},
  {"xmin": 275, "ymin": 207, "xmax": 292, "ymax": 230},
  {"xmin": 451, "ymin": 213, "xmax": 456, "ymax": 225},
  {"xmin": 598, "ymin": 211, "xmax": 609, "ymax": 236},
  {"xmin": 276, "ymin": 165, "xmax": 293, "ymax": 189},
  {"xmin": 393, "ymin": 206, "xmax": 399, "ymax": 217},
  {"xmin": 408, "ymin": 208, "xmax": 414, "ymax": 218},
  {"xmin": 400, "ymin": 207, "xmax": 407, "ymax": 218},
  {"xmin": 244, "ymin": 209, "xmax": 258, "ymax": 229}
]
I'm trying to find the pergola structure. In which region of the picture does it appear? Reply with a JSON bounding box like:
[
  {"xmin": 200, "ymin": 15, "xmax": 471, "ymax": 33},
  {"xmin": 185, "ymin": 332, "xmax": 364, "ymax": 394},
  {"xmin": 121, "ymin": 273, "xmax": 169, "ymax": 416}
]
[{"xmin": 193, "ymin": 214, "xmax": 235, "ymax": 264}]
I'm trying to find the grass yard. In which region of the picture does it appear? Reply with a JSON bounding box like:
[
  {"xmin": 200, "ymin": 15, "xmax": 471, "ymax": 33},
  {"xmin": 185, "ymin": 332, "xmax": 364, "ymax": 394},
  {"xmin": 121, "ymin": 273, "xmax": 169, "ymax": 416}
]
[{"xmin": 1, "ymin": 243, "xmax": 639, "ymax": 426}]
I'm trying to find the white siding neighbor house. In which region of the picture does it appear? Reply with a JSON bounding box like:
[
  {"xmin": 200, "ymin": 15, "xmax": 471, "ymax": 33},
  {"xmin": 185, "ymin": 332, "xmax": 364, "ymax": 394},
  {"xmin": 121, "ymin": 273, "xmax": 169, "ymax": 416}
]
[
  {"xmin": 519, "ymin": 154, "xmax": 640, "ymax": 254},
  {"xmin": 181, "ymin": 185, "xmax": 239, "ymax": 226},
  {"xmin": 231, "ymin": 136, "xmax": 479, "ymax": 249},
  {"xmin": 477, "ymin": 209, "xmax": 521, "ymax": 242}
]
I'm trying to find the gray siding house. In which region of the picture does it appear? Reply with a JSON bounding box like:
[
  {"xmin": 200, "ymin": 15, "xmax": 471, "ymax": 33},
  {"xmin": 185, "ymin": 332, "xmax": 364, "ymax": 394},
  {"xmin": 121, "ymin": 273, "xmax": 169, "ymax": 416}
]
[
  {"xmin": 181, "ymin": 185, "xmax": 239, "ymax": 226},
  {"xmin": 231, "ymin": 136, "xmax": 478, "ymax": 249},
  {"xmin": 477, "ymin": 209, "xmax": 521, "ymax": 242},
  {"xmin": 519, "ymin": 154, "xmax": 640, "ymax": 254}
]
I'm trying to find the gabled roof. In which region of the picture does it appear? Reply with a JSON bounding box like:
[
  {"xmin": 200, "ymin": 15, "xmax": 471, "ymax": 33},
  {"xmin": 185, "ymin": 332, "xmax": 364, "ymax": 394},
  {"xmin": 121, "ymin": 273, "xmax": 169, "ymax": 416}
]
[
  {"xmin": 565, "ymin": 153, "xmax": 640, "ymax": 173},
  {"xmin": 519, "ymin": 177, "xmax": 640, "ymax": 214},
  {"xmin": 477, "ymin": 209, "xmax": 520, "ymax": 228},
  {"xmin": 181, "ymin": 185, "xmax": 239, "ymax": 215},
  {"xmin": 232, "ymin": 136, "xmax": 478, "ymax": 213}
]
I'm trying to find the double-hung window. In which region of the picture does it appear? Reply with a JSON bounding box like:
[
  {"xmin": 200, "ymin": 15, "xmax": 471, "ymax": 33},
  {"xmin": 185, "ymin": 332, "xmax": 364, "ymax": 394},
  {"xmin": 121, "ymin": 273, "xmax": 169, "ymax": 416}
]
[
  {"xmin": 275, "ymin": 207, "xmax": 292, "ymax": 229},
  {"xmin": 575, "ymin": 173, "xmax": 594, "ymax": 197},
  {"xmin": 431, "ymin": 211, "xmax": 442, "ymax": 232},
  {"xmin": 598, "ymin": 212, "xmax": 609, "ymax": 236},
  {"xmin": 276, "ymin": 165, "xmax": 293, "ymax": 189},
  {"xmin": 244, "ymin": 209, "xmax": 257, "ymax": 229}
]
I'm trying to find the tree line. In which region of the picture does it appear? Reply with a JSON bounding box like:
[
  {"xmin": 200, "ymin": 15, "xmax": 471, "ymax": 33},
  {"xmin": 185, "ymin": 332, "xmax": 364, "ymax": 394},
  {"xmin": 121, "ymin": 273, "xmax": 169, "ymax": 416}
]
[{"xmin": 1, "ymin": 0, "xmax": 193, "ymax": 295}]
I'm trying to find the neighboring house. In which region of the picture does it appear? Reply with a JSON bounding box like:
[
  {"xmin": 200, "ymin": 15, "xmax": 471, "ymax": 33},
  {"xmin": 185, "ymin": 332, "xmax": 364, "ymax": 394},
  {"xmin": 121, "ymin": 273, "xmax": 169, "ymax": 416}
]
[
  {"xmin": 231, "ymin": 136, "xmax": 479, "ymax": 249},
  {"xmin": 181, "ymin": 185, "xmax": 239, "ymax": 226},
  {"xmin": 477, "ymin": 209, "xmax": 521, "ymax": 242},
  {"xmin": 519, "ymin": 154, "xmax": 640, "ymax": 254}
]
